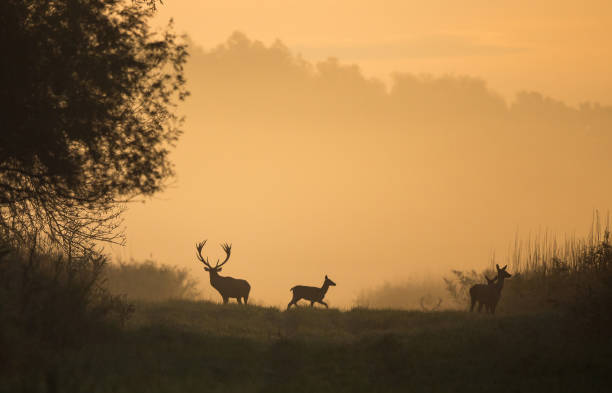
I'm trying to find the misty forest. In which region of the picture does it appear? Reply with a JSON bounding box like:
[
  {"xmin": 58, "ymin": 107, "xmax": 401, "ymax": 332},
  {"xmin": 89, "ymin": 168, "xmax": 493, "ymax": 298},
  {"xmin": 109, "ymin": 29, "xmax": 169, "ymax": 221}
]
[{"xmin": 2, "ymin": 1, "xmax": 612, "ymax": 392}]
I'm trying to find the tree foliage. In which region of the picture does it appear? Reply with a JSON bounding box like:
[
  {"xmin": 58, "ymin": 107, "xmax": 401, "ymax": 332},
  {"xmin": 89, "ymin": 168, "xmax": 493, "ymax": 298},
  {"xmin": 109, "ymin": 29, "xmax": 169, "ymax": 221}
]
[{"xmin": 0, "ymin": 0, "xmax": 188, "ymax": 252}]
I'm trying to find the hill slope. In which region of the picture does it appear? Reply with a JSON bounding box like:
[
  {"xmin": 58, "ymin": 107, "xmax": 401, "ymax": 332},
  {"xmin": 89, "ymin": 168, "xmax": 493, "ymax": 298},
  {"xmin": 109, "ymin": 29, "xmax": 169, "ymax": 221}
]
[{"xmin": 22, "ymin": 300, "xmax": 611, "ymax": 393}]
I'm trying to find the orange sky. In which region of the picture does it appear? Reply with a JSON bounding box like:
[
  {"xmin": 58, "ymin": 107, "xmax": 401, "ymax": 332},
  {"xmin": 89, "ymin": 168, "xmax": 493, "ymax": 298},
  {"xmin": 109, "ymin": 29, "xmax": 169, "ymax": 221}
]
[{"xmin": 113, "ymin": 1, "xmax": 612, "ymax": 307}]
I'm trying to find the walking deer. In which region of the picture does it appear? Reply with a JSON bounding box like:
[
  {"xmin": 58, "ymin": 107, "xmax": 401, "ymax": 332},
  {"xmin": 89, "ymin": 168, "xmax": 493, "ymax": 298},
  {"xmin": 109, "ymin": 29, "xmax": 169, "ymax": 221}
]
[
  {"xmin": 469, "ymin": 264, "xmax": 511, "ymax": 314},
  {"xmin": 195, "ymin": 240, "xmax": 251, "ymax": 304},
  {"xmin": 287, "ymin": 275, "xmax": 336, "ymax": 310}
]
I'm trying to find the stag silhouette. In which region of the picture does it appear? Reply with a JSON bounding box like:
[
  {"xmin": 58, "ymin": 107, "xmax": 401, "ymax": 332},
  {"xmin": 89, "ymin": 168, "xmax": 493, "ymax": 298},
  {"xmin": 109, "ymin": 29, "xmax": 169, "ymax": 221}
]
[
  {"xmin": 469, "ymin": 264, "xmax": 511, "ymax": 314},
  {"xmin": 287, "ymin": 275, "xmax": 336, "ymax": 310},
  {"xmin": 195, "ymin": 240, "xmax": 250, "ymax": 304}
]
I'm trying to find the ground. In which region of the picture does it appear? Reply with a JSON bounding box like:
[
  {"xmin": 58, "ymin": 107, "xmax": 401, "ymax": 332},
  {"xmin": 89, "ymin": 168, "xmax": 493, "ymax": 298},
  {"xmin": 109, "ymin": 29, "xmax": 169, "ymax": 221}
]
[{"xmin": 20, "ymin": 300, "xmax": 611, "ymax": 393}]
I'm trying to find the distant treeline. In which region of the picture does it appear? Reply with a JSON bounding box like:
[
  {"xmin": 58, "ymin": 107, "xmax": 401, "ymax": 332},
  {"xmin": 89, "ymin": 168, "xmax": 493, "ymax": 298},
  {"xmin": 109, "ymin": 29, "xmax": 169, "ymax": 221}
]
[{"xmin": 187, "ymin": 32, "xmax": 612, "ymax": 130}]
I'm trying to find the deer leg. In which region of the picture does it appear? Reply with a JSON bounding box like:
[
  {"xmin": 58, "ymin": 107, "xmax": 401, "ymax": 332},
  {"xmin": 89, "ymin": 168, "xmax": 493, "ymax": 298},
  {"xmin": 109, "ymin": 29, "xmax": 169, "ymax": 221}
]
[
  {"xmin": 243, "ymin": 297, "xmax": 248, "ymax": 305},
  {"xmin": 470, "ymin": 298, "xmax": 476, "ymax": 312},
  {"xmin": 318, "ymin": 300, "xmax": 328, "ymax": 308},
  {"xmin": 310, "ymin": 301, "xmax": 315, "ymax": 307},
  {"xmin": 237, "ymin": 297, "xmax": 243, "ymax": 304},
  {"xmin": 478, "ymin": 302, "xmax": 483, "ymax": 312},
  {"xmin": 222, "ymin": 296, "xmax": 229, "ymax": 304}
]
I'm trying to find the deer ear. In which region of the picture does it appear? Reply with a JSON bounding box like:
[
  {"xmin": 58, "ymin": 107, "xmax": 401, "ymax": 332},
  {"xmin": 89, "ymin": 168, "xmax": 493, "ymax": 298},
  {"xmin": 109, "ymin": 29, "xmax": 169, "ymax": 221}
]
[
  {"xmin": 496, "ymin": 264, "xmax": 500, "ymax": 270},
  {"xmin": 325, "ymin": 274, "xmax": 328, "ymax": 279},
  {"xmin": 502, "ymin": 265, "xmax": 507, "ymax": 270},
  {"xmin": 204, "ymin": 267, "xmax": 210, "ymax": 271}
]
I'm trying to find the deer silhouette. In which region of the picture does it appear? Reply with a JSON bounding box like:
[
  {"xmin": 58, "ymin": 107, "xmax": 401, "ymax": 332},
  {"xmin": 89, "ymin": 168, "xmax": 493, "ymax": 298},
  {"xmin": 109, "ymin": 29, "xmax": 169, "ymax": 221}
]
[
  {"xmin": 195, "ymin": 240, "xmax": 250, "ymax": 304},
  {"xmin": 287, "ymin": 275, "xmax": 336, "ymax": 310},
  {"xmin": 468, "ymin": 274, "xmax": 496, "ymax": 312},
  {"xmin": 469, "ymin": 264, "xmax": 511, "ymax": 314}
]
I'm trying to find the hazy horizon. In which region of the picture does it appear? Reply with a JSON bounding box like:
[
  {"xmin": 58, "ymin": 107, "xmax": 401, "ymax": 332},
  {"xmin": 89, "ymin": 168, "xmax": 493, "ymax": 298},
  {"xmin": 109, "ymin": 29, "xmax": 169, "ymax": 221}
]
[{"xmin": 113, "ymin": 2, "xmax": 612, "ymax": 307}]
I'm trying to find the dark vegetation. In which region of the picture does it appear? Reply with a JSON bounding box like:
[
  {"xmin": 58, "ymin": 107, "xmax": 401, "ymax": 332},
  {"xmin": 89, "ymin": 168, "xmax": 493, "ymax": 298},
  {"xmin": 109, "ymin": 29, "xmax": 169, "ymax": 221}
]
[
  {"xmin": 3, "ymin": 289, "xmax": 612, "ymax": 392},
  {"xmin": 0, "ymin": 240, "xmax": 132, "ymax": 391},
  {"xmin": 0, "ymin": 0, "xmax": 187, "ymax": 253}
]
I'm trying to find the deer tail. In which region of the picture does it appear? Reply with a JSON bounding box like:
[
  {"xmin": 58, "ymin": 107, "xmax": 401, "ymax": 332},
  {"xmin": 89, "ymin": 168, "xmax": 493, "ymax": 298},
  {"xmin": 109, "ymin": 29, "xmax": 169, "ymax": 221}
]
[{"xmin": 290, "ymin": 286, "xmax": 297, "ymax": 292}]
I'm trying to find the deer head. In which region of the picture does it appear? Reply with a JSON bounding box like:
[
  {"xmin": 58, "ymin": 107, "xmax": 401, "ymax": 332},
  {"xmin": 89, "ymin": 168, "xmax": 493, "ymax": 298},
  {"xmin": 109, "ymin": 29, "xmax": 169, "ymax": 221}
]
[
  {"xmin": 495, "ymin": 264, "xmax": 512, "ymax": 279},
  {"xmin": 324, "ymin": 275, "xmax": 336, "ymax": 287},
  {"xmin": 195, "ymin": 240, "xmax": 232, "ymax": 274},
  {"xmin": 485, "ymin": 275, "xmax": 497, "ymax": 285}
]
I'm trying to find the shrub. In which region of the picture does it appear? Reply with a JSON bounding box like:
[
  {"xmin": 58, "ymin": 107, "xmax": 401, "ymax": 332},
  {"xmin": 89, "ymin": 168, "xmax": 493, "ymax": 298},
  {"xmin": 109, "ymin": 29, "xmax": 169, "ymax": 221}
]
[
  {"xmin": 355, "ymin": 278, "xmax": 448, "ymax": 310},
  {"xmin": 104, "ymin": 259, "xmax": 200, "ymax": 301}
]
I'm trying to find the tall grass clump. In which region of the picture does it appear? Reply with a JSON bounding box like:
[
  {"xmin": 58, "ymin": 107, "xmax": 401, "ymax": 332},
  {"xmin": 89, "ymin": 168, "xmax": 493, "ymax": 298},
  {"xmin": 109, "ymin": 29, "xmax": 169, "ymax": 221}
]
[
  {"xmin": 504, "ymin": 213, "xmax": 612, "ymax": 324},
  {"xmin": 446, "ymin": 212, "xmax": 612, "ymax": 325},
  {"xmin": 104, "ymin": 259, "xmax": 200, "ymax": 301}
]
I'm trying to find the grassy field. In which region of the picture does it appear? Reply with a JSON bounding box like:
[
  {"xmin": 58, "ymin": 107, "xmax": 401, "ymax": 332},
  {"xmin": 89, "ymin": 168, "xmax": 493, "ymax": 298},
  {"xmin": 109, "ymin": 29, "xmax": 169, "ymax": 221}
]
[
  {"xmin": 11, "ymin": 300, "xmax": 609, "ymax": 393},
  {"xmin": 3, "ymin": 223, "xmax": 611, "ymax": 393}
]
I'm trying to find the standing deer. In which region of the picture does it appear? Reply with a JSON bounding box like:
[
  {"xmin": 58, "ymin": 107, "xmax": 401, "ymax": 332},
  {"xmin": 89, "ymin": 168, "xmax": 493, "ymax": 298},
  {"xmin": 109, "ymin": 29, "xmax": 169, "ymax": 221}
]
[
  {"xmin": 195, "ymin": 240, "xmax": 250, "ymax": 304},
  {"xmin": 287, "ymin": 275, "xmax": 336, "ymax": 310},
  {"xmin": 469, "ymin": 264, "xmax": 511, "ymax": 314},
  {"xmin": 468, "ymin": 274, "xmax": 497, "ymax": 312}
]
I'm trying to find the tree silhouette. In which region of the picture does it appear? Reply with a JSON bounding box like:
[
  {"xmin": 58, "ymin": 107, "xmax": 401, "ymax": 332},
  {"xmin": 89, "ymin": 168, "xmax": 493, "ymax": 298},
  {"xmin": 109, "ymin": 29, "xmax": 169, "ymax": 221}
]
[{"xmin": 0, "ymin": 0, "xmax": 188, "ymax": 253}]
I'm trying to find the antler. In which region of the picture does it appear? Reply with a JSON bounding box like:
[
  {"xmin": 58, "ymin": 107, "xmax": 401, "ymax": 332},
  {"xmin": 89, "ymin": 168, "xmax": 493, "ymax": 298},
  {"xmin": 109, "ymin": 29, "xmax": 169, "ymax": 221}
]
[
  {"xmin": 420, "ymin": 297, "xmax": 443, "ymax": 312},
  {"xmin": 195, "ymin": 240, "xmax": 213, "ymax": 268},
  {"xmin": 215, "ymin": 242, "xmax": 232, "ymax": 268},
  {"xmin": 196, "ymin": 240, "xmax": 232, "ymax": 269}
]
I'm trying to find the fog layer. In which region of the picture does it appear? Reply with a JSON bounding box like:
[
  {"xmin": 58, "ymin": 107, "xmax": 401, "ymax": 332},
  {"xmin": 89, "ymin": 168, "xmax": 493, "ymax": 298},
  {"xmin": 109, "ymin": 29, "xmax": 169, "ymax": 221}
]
[{"xmin": 120, "ymin": 33, "xmax": 612, "ymax": 306}]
